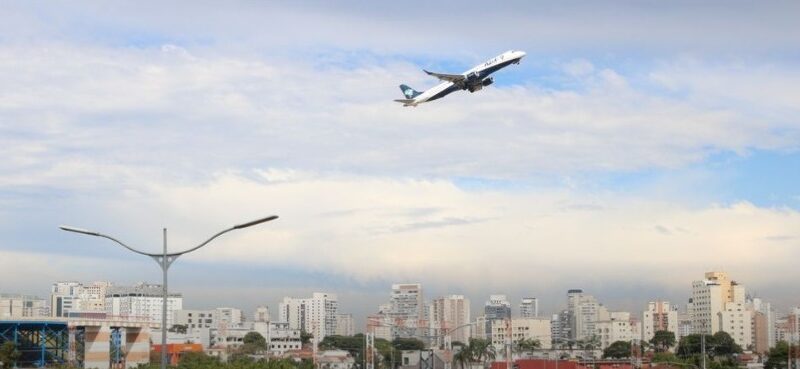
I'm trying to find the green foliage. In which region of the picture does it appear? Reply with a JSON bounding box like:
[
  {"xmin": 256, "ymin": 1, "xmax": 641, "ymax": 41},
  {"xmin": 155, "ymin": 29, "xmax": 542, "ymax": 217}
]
[
  {"xmin": 453, "ymin": 338, "xmax": 496, "ymax": 369},
  {"xmin": 603, "ymin": 341, "xmax": 632, "ymax": 359},
  {"xmin": 513, "ymin": 338, "xmax": 541, "ymax": 354},
  {"xmin": 391, "ymin": 338, "xmax": 425, "ymax": 351},
  {"xmin": 711, "ymin": 331, "xmax": 741, "ymax": 357},
  {"xmin": 0, "ymin": 341, "xmax": 21, "ymax": 368},
  {"xmin": 300, "ymin": 331, "xmax": 314, "ymax": 345},
  {"xmin": 651, "ymin": 352, "xmax": 680, "ymax": 363},
  {"xmin": 238, "ymin": 332, "xmax": 268, "ymax": 355},
  {"xmin": 765, "ymin": 341, "xmax": 800, "ymax": 369},
  {"xmin": 677, "ymin": 334, "xmax": 713, "ymax": 358},
  {"xmin": 650, "ymin": 331, "xmax": 677, "ymax": 353}
]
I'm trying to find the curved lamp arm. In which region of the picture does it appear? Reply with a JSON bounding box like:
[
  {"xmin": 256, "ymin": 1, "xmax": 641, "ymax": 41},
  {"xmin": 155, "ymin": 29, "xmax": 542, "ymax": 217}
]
[
  {"xmin": 59, "ymin": 225, "xmax": 153, "ymax": 257},
  {"xmin": 170, "ymin": 215, "xmax": 279, "ymax": 256}
]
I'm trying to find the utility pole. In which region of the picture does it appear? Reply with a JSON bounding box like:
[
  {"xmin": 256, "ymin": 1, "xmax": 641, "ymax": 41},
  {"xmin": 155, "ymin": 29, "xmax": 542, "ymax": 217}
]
[{"xmin": 701, "ymin": 333, "xmax": 706, "ymax": 369}]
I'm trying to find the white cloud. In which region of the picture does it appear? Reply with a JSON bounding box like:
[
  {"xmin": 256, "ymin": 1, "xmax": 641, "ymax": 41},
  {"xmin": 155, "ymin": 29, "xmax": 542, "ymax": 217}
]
[
  {"xmin": 1, "ymin": 44, "xmax": 798, "ymax": 184},
  {"xmin": 17, "ymin": 171, "xmax": 796, "ymax": 296}
]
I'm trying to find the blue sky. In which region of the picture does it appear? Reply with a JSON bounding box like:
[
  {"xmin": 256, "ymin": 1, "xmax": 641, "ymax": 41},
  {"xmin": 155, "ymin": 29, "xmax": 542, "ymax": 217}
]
[{"xmin": 0, "ymin": 1, "xmax": 799, "ymax": 324}]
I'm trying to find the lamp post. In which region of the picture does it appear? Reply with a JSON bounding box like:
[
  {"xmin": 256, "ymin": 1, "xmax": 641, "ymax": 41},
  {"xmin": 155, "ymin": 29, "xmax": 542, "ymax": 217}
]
[{"xmin": 59, "ymin": 215, "xmax": 278, "ymax": 369}]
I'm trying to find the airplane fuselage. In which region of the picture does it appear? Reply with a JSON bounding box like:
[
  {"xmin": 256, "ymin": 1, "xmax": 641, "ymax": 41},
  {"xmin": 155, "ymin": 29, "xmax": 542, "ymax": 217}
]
[{"xmin": 398, "ymin": 50, "xmax": 526, "ymax": 106}]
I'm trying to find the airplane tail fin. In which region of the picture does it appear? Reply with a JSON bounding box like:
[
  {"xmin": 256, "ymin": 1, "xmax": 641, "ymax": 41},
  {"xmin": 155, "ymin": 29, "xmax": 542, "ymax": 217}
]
[{"xmin": 399, "ymin": 84, "xmax": 422, "ymax": 99}]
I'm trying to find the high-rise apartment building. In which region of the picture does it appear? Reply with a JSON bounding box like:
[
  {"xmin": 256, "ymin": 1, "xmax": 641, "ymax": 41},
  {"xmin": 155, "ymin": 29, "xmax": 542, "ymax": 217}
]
[
  {"xmin": 278, "ymin": 292, "xmax": 339, "ymax": 340},
  {"xmin": 567, "ymin": 289, "xmax": 608, "ymax": 340},
  {"xmin": 335, "ymin": 313, "xmax": 355, "ymax": 336},
  {"xmin": 484, "ymin": 295, "xmax": 512, "ymax": 338},
  {"xmin": 430, "ymin": 295, "xmax": 471, "ymax": 344},
  {"xmin": 642, "ymin": 301, "xmax": 678, "ymax": 341},
  {"xmin": 690, "ymin": 271, "xmax": 746, "ymax": 334},
  {"xmin": 719, "ymin": 302, "xmax": 752, "ymax": 347},
  {"xmin": 387, "ymin": 284, "xmax": 425, "ymax": 339},
  {"xmin": 747, "ymin": 297, "xmax": 775, "ymax": 352},
  {"xmin": 105, "ymin": 283, "xmax": 183, "ymax": 327},
  {"xmin": 520, "ymin": 298, "xmax": 539, "ymax": 318},
  {"xmin": 551, "ymin": 310, "xmax": 571, "ymax": 345}
]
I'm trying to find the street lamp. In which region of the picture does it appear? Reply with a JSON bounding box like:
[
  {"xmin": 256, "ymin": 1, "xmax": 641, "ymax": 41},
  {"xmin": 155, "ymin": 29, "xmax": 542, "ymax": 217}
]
[{"xmin": 59, "ymin": 215, "xmax": 279, "ymax": 369}]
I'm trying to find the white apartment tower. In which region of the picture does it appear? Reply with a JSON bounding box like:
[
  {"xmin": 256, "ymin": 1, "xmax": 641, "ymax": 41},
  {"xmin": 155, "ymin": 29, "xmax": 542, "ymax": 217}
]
[
  {"xmin": 430, "ymin": 295, "xmax": 471, "ymax": 344},
  {"xmin": 279, "ymin": 292, "xmax": 339, "ymax": 340},
  {"xmin": 690, "ymin": 272, "xmax": 747, "ymax": 335},
  {"xmin": 642, "ymin": 301, "xmax": 678, "ymax": 341},
  {"xmin": 389, "ymin": 284, "xmax": 425, "ymax": 338},
  {"xmin": 520, "ymin": 298, "xmax": 539, "ymax": 318},
  {"xmin": 335, "ymin": 313, "xmax": 355, "ymax": 336},
  {"xmin": 567, "ymin": 289, "xmax": 609, "ymax": 340},
  {"xmin": 720, "ymin": 301, "xmax": 752, "ymax": 348},
  {"xmin": 105, "ymin": 283, "xmax": 183, "ymax": 327}
]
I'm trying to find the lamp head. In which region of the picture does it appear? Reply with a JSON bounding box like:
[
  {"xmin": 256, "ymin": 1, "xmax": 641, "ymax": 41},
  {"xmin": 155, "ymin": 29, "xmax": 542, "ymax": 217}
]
[{"xmin": 233, "ymin": 215, "xmax": 279, "ymax": 229}]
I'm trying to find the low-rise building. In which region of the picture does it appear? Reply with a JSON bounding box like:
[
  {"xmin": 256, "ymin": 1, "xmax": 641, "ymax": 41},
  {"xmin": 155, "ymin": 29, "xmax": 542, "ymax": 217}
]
[
  {"xmin": 0, "ymin": 293, "xmax": 47, "ymax": 318},
  {"xmin": 595, "ymin": 312, "xmax": 641, "ymax": 350}
]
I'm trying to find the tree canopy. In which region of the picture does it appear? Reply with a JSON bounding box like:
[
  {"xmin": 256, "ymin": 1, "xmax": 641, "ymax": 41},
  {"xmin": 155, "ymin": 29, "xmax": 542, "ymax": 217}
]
[
  {"xmin": 603, "ymin": 341, "xmax": 632, "ymax": 359},
  {"xmin": 650, "ymin": 331, "xmax": 676, "ymax": 352},
  {"xmin": 0, "ymin": 342, "xmax": 20, "ymax": 368}
]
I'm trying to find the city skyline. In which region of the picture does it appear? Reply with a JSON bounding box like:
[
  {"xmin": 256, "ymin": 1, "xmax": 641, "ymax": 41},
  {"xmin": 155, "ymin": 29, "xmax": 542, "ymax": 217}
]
[{"xmin": 1, "ymin": 0, "xmax": 799, "ymax": 335}]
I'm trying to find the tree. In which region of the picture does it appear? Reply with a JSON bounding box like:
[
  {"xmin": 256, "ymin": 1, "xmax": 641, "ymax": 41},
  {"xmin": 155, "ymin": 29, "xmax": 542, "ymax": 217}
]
[
  {"xmin": 765, "ymin": 341, "xmax": 799, "ymax": 369},
  {"xmin": 244, "ymin": 332, "xmax": 267, "ymax": 347},
  {"xmin": 650, "ymin": 331, "xmax": 676, "ymax": 353},
  {"xmin": 301, "ymin": 331, "xmax": 314, "ymax": 345},
  {"xmin": 603, "ymin": 341, "xmax": 632, "ymax": 359},
  {"xmin": 677, "ymin": 334, "xmax": 713, "ymax": 358},
  {"xmin": 0, "ymin": 342, "xmax": 20, "ymax": 368},
  {"xmin": 711, "ymin": 331, "xmax": 741, "ymax": 358},
  {"xmin": 514, "ymin": 338, "xmax": 541, "ymax": 356}
]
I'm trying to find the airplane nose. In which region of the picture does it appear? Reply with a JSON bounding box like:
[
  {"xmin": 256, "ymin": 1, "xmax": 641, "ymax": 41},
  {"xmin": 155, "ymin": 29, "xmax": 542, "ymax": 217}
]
[{"xmin": 518, "ymin": 51, "xmax": 527, "ymax": 58}]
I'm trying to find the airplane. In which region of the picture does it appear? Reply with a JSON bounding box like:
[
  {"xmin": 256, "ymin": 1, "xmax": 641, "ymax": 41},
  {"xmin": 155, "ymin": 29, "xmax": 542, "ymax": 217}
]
[{"xmin": 394, "ymin": 50, "xmax": 526, "ymax": 107}]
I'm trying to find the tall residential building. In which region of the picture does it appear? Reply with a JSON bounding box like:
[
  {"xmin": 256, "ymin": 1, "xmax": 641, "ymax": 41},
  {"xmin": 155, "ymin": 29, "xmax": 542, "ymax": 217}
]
[
  {"xmin": 551, "ymin": 310, "xmax": 571, "ymax": 345},
  {"xmin": 278, "ymin": 292, "xmax": 339, "ymax": 340},
  {"xmin": 520, "ymin": 298, "xmax": 539, "ymax": 318},
  {"xmin": 430, "ymin": 295, "xmax": 471, "ymax": 344},
  {"xmin": 747, "ymin": 297, "xmax": 775, "ymax": 352},
  {"xmin": 752, "ymin": 311, "xmax": 769, "ymax": 354},
  {"xmin": 596, "ymin": 312, "xmax": 642, "ymax": 350},
  {"xmin": 388, "ymin": 284, "xmax": 425, "ymax": 339},
  {"xmin": 484, "ymin": 295, "xmax": 512, "ymax": 338},
  {"xmin": 335, "ymin": 313, "xmax": 355, "ymax": 336},
  {"xmin": 567, "ymin": 289, "xmax": 608, "ymax": 340},
  {"xmin": 720, "ymin": 301, "xmax": 752, "ymax": 348},
  {"xmin": 105, "ymin": 283, "xmax": 183, "ymax": 327},
  {"xmin": 677, "ymin": 311, "xmax": 693, "ymax": 340},
  {"xmin": 690, "ymin": 271, "xmax": 746, "ymax": 335},
  {"xmin": 0, "ymin": 294, "xmax": 47, "ymax": 318},
  {"xmin": 642, "ymin": 301, "xmax": 678, "ymax": 342}
]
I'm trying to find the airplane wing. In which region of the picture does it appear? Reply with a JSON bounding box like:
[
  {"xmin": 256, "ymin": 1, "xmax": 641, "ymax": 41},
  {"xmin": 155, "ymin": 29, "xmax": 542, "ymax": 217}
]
[
  {"xmin": 395, "ymin": 99, "xmax": 414, "ymax": 106},
  {"xmin": 423, "ymin": 70, "xmax": 465, "ymax": 83}
]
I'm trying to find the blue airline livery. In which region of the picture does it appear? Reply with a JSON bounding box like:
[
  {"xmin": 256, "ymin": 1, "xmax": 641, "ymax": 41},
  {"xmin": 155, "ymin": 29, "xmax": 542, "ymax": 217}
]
[{"xmin": 395, "ymin": 50, "xmax": 526, "ymax": 107}]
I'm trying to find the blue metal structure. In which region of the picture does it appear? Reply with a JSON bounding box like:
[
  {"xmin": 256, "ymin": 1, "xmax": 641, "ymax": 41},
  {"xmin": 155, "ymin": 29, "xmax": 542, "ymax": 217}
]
[
  {"xmin": 0, "ymin": 321, "xmax": 69, "ymax": 367},
  {"xmin": 110, "ymin": 327, "xmax": 123, "ymax": 367}
]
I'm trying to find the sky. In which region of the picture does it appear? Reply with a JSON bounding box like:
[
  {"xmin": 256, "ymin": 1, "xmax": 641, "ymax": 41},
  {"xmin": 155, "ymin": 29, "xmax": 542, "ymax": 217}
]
[{"xmin": 1, "ymin": 1, "xmax": 799, "ymax": 327}]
